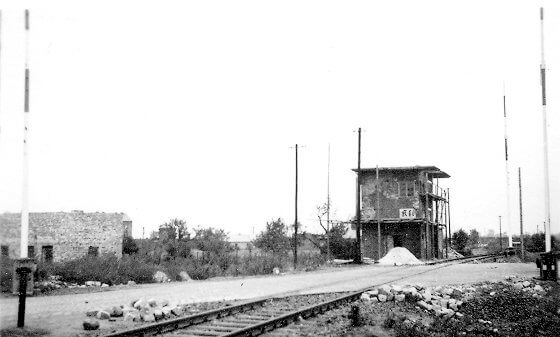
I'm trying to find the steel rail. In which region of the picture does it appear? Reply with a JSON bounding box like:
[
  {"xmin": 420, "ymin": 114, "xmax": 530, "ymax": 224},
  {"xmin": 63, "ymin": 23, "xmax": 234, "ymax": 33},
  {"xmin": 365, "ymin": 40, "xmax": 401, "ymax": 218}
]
[
  {"xmin": 104, "ymin": 299, "xmax": 268, "ymax": 337},
  {"xmin": 104, "ymin": 253, "xmax": 501, "ymax": 337}
]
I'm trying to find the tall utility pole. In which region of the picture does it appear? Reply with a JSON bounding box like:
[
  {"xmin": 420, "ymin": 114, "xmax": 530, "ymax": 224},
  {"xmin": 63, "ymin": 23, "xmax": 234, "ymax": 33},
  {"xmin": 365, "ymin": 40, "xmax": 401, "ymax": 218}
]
[
  {"xmin": 503, "ymin": 85, "xmax": 513, "ymax": 248},
  {"xmin": 518, "ymin": 167, "xmax": 525, "ymax": 260},
  {"xmin": 16, "ymin": 10, "xmax": 32, "ymax": 329},
  {"xmin": 447, "ymin": 188, "xmax": 452, "ymax": 247},
  {"xmin": 499, "ymin": 216, "xmax": 503, "ymax": 250},
  {"xmin": 376, "ymin": 165, "xmax": 381, "ymax": 260},
  {"xmin": 21, "ymin": 10, "xmax": 31, "ymax": 260},
  {"xmin": 294, "ymin": 144, "xmax": 299, "ymax": 269},
  {"xmin": 326, "ymin": 143, "xmax": 331, "ymax": 262},
  {"xmin": 539, "ymin": 7, "xmax": 552, "ymax": 252},
  {"xmin": 354, "ymin": 128, "xmax": 362, "ymax": 264}
]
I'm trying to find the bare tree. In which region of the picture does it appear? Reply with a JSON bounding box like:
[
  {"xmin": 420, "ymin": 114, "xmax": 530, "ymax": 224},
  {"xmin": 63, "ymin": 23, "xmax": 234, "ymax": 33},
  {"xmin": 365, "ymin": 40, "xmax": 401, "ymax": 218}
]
[{"xmin": 317, "ymin": 202, "xmax": 332, "ymax": 261}]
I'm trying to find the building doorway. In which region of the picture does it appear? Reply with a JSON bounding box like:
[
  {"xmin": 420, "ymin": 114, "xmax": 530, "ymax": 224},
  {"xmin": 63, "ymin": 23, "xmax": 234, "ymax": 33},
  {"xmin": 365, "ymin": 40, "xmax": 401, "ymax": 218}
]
[{"xmin": 393, "ymin": 235, "xmax": 404, "ymax": 247}]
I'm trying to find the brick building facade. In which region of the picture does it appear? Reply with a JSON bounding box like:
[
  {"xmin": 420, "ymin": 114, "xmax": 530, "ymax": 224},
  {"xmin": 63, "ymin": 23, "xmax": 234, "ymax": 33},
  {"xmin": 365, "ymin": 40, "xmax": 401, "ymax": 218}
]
[
  {"xmin": 355, "ymin": 166, "xmax": 450, "ymax": 261},
  {"xmin": 0, "ymin": 211, "xmax": 132, "ymax": 262}
]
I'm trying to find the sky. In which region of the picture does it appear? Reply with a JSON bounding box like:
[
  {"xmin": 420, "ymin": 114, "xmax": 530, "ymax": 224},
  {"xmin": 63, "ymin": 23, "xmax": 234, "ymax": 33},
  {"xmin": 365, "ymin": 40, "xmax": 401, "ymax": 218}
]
[{"xmin": 0, "ymin": 0, "xmax": 559, "ymax": 240}]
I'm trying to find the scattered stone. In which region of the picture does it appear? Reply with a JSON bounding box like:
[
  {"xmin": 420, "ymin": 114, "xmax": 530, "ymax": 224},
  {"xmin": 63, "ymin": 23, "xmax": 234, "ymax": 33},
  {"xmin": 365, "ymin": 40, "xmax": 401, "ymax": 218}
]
[
  {"xmin": 391, "ymin": 285, "xmax": 403, "ymax": 293},
  {"xmin": 360, "ymin": 293, "xmax": 371, "ymax": 302},
  {"xmin": 272, "ymin": 267, "xmax": 280, "ymax": 275},
  {"xmin": 534, "ymin": 285, "xmax": 544, "ymax": 292},
  {"xmin": 96, "ymin": 310, "xmax": 110, "ymax": 320},
  {"xmin": 456, "ymin": 312, "xmax": 464, "ymax": 318},
  {"xmin": 417, "ymin": 301, "xmax": 431, "ymax": 311},
  {"xmin": 123, "ymin": 313, "xmax": 137, "ymax": 322},
  {"xmin": 83, "ymin": 319, "xmax": 100, "ymax": 330},
  {"xmin": 386, "ymin": 293, "xmax": 394, "ymax": 302},
  {"xmin": 513, "ymin": 283, "xmax": 524, "ymax": 290},
  {"xmin": 395, "ymin": 294, "xmax": 406, "ymax": 302},
  {"xmin": 489, "ymin": 291, "xmax": 496, "ymax": 296},
  {"xmin": 378, "ymin": 294, "xmax": 388, "ymax": 302},
  {"xmin": 110, "ymin": 306, "xmax": 123, "ymax": 317},
  {"xmin": 171, "ymin": 306, "xmax": 183, "ymax": 316},
  {"xmin": 522, "ymin": 281, "xmax": 531, "ymax": 288},
  {"xmin": 148, "ymin": 298, "xmax": 157, "ymax": 307},
  {"xmin": 154, "ymin": 309, "xmax": 164, "ymax": 320},
  {"xmin": 85, "ymin": 281, "xmax": 102, "ymax": 287},
  {"xmin": 371, "ymin": 297, "xmax": 379, "ymax": 303},
  {"xmin": 101, "ymin": 283, "xmax": 109, "ymax": 288},
  {"xmin": 85, "ymin": 310, "xmax": 98, "ymax": 317},
  {"xmin": 127, "ymin": 280, "xmax": 137, "ymax": 286},
  {"xmin": 378, "ymin": 285, "xmax": 392, "ymax": 295},
  {"xmin": 142, "ymin": 313, "xmax": 156, "ymax": 322},
  {"xmin": 162, "ymin": 307, "xmax": 172, "ymax": 318}
]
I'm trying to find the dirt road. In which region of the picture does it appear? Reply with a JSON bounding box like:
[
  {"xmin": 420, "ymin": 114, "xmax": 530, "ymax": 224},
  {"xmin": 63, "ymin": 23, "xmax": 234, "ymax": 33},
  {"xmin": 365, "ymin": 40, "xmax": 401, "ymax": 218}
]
[{"xmin": 0, "ymin": 262, "xmax": 538, "ymax": 336}]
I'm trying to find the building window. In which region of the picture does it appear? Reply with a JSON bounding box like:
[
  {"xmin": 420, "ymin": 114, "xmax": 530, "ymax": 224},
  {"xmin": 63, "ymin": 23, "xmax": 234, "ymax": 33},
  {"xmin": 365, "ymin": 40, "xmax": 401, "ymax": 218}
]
[
  {"xmin": 1, "ymin": 245, "xmax": 9, "ymax": 258},
  {"xmin": 88, "ymin": 246, "xmax": 99, "ymax": 257},
  {"xmin": 28, "ymin": 246, "xmax": 35, "ymax": 258},
  {"xmin": 42, "ymin": 245, "xmax": 53, "ymax": 263}
]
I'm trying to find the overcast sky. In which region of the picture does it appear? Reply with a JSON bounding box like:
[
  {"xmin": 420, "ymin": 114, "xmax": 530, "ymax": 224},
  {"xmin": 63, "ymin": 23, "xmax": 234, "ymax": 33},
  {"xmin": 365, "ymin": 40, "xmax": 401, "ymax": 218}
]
[{"xmin": 1, "ymin": 0, "xmax": 559, "ymax": 240}]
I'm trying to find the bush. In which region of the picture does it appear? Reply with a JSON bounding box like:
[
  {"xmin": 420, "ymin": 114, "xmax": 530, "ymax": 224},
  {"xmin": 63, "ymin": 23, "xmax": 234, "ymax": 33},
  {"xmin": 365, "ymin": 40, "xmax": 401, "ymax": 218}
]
[{"xmin": 48, "ymin": 254, "xmax": 156, "ymax": 285}]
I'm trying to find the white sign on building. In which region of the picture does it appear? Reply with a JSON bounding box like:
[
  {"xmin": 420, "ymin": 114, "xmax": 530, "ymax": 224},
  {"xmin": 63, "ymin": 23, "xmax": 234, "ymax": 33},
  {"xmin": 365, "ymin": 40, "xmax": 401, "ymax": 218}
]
[{"xmin": 399, "ymin": 208, "xmax": 416, "ymax": 219}]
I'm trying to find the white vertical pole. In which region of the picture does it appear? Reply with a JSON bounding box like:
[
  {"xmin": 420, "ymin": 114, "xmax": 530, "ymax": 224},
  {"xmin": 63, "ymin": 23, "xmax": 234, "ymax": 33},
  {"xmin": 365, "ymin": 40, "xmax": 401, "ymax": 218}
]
[
  {"xmin": 503, "ymin": 84, "xmax": 513, "ymax": 248},
  {"xmin": 540, "ymin": 7, "xmax": 552, "ymax": 252},
  {"xmin": 0, "ymin": 11, "xmax": 2, "ymax": 137},
  {"xmin": 20, "ymin": 10, "xmax": 30, "ymax": 259}
]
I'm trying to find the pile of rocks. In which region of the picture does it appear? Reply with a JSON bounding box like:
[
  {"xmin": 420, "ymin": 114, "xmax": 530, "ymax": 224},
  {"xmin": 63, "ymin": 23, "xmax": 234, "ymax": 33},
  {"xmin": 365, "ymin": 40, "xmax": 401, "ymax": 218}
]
[
  {"xmin": 502, "ymin": 275, "xmax": 547, "ymax": 297},
  {"xmin": 361, "ymin": 283, "xmax": 466, "ymax": 319},
  {"xmin": 83, "ymin": 297, "xmax": 188, "ymax": 330}
]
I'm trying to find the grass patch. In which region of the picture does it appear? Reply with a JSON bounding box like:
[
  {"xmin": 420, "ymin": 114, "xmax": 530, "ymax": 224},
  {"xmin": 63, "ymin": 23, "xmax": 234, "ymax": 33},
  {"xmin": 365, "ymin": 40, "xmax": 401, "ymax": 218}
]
[{"xmin": 0, "ymin": 327, "xmax": 50, "ymax": 337}]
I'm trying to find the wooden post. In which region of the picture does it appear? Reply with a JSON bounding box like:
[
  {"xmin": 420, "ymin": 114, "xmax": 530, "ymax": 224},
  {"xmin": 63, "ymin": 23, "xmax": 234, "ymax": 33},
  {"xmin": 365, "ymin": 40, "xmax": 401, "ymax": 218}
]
[
  {"xmin": 294, "ymin": 144, "xmax": 298, "ymax": 269},
  {"xmin": 518, "ymin": 167, "xmax": 525, "ymax": 260},
  {"xmin": 376, "ymin": 165, "xmax": 381, "ymax": 260},
  {"xmin": 354, "ymin": 128, "xmax": 362, "ymax": 263}
]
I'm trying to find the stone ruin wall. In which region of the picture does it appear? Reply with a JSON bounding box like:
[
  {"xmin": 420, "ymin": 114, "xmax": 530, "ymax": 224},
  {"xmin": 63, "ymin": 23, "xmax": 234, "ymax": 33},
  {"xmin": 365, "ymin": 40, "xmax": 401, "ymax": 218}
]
[{"xmin": 0, "ymin": 212, "xmax": 126, "ymax": 262}]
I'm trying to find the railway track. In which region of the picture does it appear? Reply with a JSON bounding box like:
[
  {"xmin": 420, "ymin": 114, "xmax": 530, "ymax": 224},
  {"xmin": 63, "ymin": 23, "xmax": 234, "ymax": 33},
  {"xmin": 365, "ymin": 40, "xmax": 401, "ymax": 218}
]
[{"xmin": 104, "ymin": 254, "xmax": 500, "ymax": 337}]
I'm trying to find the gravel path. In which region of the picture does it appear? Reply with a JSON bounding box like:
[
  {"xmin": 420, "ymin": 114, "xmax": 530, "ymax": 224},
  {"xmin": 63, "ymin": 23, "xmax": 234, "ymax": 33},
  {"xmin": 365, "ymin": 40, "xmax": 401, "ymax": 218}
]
[{"xmin": 0, "ymin": 262, "xmax": 538, "ymax": 336}]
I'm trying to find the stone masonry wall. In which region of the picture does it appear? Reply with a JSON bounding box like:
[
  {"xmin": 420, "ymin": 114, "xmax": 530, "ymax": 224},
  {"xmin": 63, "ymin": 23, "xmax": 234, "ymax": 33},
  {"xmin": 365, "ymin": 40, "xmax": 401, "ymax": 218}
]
[{"xmin": 0, "ymin": 211, "xmax": 128, "ymax": 262}]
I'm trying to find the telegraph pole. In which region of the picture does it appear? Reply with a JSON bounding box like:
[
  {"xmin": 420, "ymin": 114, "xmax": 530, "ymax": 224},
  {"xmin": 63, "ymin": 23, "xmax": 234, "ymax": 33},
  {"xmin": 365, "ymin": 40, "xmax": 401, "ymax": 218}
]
[
  {"xmin": 503, "ymin": 85, "xmax": 513, "ymax": 248},
  {"xmin": 354, "ymin": 128, "xmax": 362, "ymax": 263},
  {"xmin": 499, "ymin": 216, "xmax": 503, "ymax": 251},
  {"xmin": 294, "ymin": 144, "xmax": 298, "ymax": 269},
  {"xmin": 376, "ymin": 165, "xmax": 381, "ymax": 260},
  {"xmin": 326, "ymin": 143, "xmax": 331, "ymax": 262},
  {"xmin": 16, "ymin": 10, "xmax": 33, "ymax": 329},
  {"xmin": 518, "ymin": 167, "xmax": 525, "ymax": 260},
  {"xmin": 539, "ymin": 7, "xmax": 552, "ymax": 252}
]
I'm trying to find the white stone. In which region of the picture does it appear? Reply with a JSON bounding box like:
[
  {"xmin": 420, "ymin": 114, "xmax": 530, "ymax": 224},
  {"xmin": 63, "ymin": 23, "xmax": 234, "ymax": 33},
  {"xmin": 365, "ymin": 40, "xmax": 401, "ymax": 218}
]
[
  {"xmin": 142, "ymin": 314, "xmax": 156, "ymax": 322},
  {"xmin": 522, "ymin": 281, "xmax": 531, "ymax": 288},
  {"xmin": 378, "ymin": 294, "xmax": 387, "ymax": 302},
  {"xmin": 513, "ymin": 283, "xmax": 524, "ymax": 290},
  {"xmin": 534, "ymin": 285, "xmax": 544, "ymax": 292},
  {"xmin": 360, "ymin": 293, "xmax": 371, "ymax": 301},
  {"xmin": 395, "ymin": 294, "xmax": 406, "ymax": 302},
  {"xmin": 391, "ymin": 285, "xmax": 403, "ymax": 293},
  {"xmin": 96, "ymin": 310, "xmax": 110, "ymax": 320}
]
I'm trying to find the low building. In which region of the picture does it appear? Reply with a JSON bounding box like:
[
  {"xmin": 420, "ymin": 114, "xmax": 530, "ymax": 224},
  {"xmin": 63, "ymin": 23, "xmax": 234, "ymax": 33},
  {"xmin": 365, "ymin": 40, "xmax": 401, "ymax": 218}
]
[
  {"xmin": 354, "ymin": 166, "xmax": 450, "ymax": 260},
  {"xmin": 0, "ymin": 211, "xmax": 132, "ymax": 262}
]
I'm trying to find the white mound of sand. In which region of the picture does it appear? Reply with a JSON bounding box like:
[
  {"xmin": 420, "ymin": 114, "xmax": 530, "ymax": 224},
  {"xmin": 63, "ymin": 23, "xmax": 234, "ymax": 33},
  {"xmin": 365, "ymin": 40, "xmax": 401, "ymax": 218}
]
[{"xmin": 378, "ymin": 247, "xmax": 423, "ymax": 265}]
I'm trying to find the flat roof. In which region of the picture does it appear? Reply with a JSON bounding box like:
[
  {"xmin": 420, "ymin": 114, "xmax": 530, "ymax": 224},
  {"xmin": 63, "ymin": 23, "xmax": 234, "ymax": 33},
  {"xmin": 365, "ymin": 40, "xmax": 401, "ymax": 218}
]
[{"xmin": 352, "ymin": 165, "xmax": 450, "ymax": 178}]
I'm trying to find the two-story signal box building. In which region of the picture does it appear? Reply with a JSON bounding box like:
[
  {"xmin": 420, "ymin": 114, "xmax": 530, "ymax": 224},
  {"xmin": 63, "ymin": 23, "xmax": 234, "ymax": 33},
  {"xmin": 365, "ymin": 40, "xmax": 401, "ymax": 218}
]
[{"xmin": 354, "ymin": 166, "xmax": 450, "ymax": 261}]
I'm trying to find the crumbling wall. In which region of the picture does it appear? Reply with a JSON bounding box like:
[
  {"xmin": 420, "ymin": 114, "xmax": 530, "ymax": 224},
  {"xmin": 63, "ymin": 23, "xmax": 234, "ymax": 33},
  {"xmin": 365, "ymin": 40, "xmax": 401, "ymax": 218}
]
[{"xmin": 0, "ymin": 212, "xmax": 127, "ymax": 262}]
